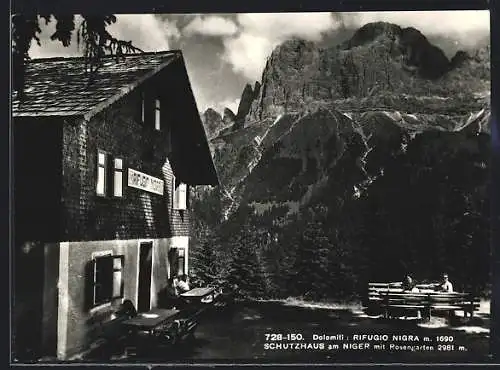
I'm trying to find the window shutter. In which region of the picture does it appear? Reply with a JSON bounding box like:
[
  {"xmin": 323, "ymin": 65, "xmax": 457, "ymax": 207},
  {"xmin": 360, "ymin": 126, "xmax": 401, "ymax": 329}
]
[
  {"xmin": 172, "ymin": 175, "xmax": 178, "ymax": 209},
  {"xmin": 173, "ymin": 181, "xmax": 187, "ymax": 210},
  {"xmin": 113, "ymin": 158, "xmax": 124, "ymax": 197},
  {"xmin": 85, "ymin": 259, "xmax": 96, "ymax": 310},
  {"xmin": 154, "ymin": 99, "xmax": 161, "ymax": 131},
  {"xmin": 178, "ymin": 184, "xmax": 187, "ymax": 210},
  {"xmin": 112, "ymin": 255, "xmax": 125, "ymax": 299},
  {"xmin": 95, "ymin": 255, "xmax": 113, "ymax": 305},
  {"xmin": 96, "ymin": 151, "xmax": 107, "ymax": 196},
  {"xmin": 178, "ymin": 248, "xmax": 185, "ymax": 276}
]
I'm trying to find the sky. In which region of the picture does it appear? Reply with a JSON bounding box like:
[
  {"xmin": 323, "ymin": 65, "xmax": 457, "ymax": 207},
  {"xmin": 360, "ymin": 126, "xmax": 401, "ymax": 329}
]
[{"xmin": 28, "ymin": 11, "xmax": 490, "ymax": 115}]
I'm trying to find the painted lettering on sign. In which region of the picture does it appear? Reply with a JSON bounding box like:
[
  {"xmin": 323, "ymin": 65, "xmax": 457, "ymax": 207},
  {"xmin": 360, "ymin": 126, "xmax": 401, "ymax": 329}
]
[{"xmin": 127, "ymin": 168, "xmax": 164, "ymax": 195}]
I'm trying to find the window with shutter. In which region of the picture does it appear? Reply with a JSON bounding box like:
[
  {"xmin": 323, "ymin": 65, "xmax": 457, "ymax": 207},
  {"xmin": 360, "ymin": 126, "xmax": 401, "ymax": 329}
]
[
  {"xmin": 91, "ymin": 254, "xmax": 125, "ymax": 307},
  {"xmin": 177, "ymin": 248, "xmax": 186, "ymax": 276},
  {"xmin": 113, "ymin": 158, "xmax": 123, "ymax": 197},
  {"xmin": 173, "ymin": 178, "xmax": 187, "ymax": 210}
]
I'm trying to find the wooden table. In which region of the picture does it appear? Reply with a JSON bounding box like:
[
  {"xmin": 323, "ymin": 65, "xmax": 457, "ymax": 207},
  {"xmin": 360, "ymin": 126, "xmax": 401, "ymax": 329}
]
[
  {"xmin": 123, "ymin": 308, "xmax": 181, "ymax": 331},
  {"xmin": 180, "ymin": 287, "xmax": 217, "ymax": 303},
  {"xmin": 122, "ymin": 308, "xmax": 195, "ymax": 355}
]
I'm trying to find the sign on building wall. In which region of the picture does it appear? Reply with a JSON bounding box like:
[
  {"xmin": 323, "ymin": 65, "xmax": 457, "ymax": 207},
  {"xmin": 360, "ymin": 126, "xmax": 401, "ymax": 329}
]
[{"xmin": 128, "ymin": 168, "xmax": 164, "ymax": 195}]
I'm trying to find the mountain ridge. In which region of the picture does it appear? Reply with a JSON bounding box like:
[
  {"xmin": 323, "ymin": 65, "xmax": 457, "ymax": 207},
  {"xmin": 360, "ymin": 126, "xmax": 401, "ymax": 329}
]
[{"xmin": 191, "ymin": 21, "xmax": 491, "ymax": 300}]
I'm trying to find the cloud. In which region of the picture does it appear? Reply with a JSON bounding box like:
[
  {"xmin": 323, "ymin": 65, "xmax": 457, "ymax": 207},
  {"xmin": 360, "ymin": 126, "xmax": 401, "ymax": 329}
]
[
  {"xmin": 237, "ymin": 13, "xmax": 338, "ymax": 42},
  {"xmin": 212, "ymin": 98, "xmax": 241, "ymax": 115},
  {"xmin": 106, "ymin": 14, "xmax": 177, "ymax": 51},
  {"xmin": 28, "ymin": 15, "xmax": 83, "ymax": 58},
  {"xmin": 222, "ymin": 33, "xmax": 275, "ymax": 82},
  {"xmin": 29, "ymin": 14, "xmax": 179, "ymax": 58},
  {"xmin": 183, "ymin": 15, "xmax": 239, "ymax": 37},
  {"xmin": 221, "ymin": 13, "xmax": 338, "ymax": 81}
]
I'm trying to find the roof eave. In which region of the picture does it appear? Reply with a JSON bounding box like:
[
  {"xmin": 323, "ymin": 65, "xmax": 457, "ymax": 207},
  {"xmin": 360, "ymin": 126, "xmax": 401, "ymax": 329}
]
[
  {"xmin": 176, "ymin": 52, "xmax": 221, "ymax": 188},
  {"xmin": 82, "ymin": 52, "xmax": 181, "ymax": 122},
  {"xmin": 12, "ymin": 112, "xmax": 84, "ymax": 118}
]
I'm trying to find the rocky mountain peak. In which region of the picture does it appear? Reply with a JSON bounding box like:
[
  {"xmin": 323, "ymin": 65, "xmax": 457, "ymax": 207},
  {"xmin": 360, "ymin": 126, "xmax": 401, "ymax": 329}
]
[
  {"xmin": 272, "ymin": 38, "xmax": 318, "ymax": 56},
  {"xmin": 450, "ymin": 50, "xmax": 470, "ymax": 69},
  {"xmin": 202, "ymin": 108, "xmax": 221, "ymax": 121},
  {"xmin": 241, "ymin": 22, "xmax": 489, "ymax": 122},
  {"xmin": 344, "ymin": 21, "xmax": 402, "ymax": 49},
  {"xmin": 193, "ymin": 21, "xmax": 490, "ymax": 303},
  {"xmin": 223, "ymin": 108, "xmax": 236, "ymax": 126},
  {"xmin": 235, "ymin": 82, "xmax": 262, "ymax": 129},
  {"xmin": 201, "ymin": 108, "xmax": 224, "ymax": 140},
  {"xmin": 345, "ymin": 22, "xmax": 451, "ymax": 79}
]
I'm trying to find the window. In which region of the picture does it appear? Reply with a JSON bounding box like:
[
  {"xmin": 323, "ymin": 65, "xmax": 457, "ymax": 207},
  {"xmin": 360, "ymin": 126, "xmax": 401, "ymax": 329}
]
[
  {"xmin": 96, "ymin": 151, "xmax": 107, "ymax": 196},
  {"xmin": 177, "ymin": 248, "xmax": 186, "ymax": 276},
  {"xmin": 96, "ymin": 151, "xmax": 124, "ymax": 197},
  {"xmin": 91, "ymin": 254, "xmax": 124, "ymax": 307},
  {"xmin": 141, "ymin": 93, "xmax": 145, "ymax": 123},
  {"xmin": 168, "ymin": 248, "xmax": 185, "ymax": 277},
  {"xmin": 154, "ymin": 99, "xmax": 161, "ymax": 131},
  {"xmin": 113, "ymin": 158, "xmax": 123, "ymax": 197},
  {"xmin": 172, "ymin": 176, "xmax": 187, "ymax": 210}
]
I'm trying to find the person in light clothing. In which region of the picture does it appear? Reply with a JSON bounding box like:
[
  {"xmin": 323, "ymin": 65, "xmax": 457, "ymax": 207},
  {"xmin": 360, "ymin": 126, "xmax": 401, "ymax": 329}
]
[
  {"xmin": 437, "ymin": 273, "xmax": 453, "ymax": 292},
  {"xmin": 176, "ymin": 274, "xmax": 191, "ymax": 294}
]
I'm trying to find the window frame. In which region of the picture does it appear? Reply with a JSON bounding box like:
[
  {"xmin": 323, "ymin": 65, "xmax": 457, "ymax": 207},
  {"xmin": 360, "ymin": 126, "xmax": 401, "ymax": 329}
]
[
  {"xmin": 172, "ymin": 176, "xmax": 188, "ymax": 210},
  {"xmin": 91, "ymin": 253, "xmax": 125, "ymax": 308},
  {"xmin": 141, "ymin": 92, "xmax": 145, "ymax": 124},
  {"xmin": 96, "ymin": 150, "xmax": 108, "ymax": 197},
  {"xmin": 177, "ymin": 248, "xmax": 186, "ymax": 276},
  {"xmin": 113, "ymin": 158, "xmax": 124, "ymax": 198},
  {"xmin": 154, "ymin": 98, "xmax": 161, "ymax": 131}
]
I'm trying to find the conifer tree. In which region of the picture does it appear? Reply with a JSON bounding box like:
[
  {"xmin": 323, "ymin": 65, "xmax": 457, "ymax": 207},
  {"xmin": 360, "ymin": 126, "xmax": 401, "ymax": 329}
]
[
  {"xmin": 12, "ymin": 14, "xmax": 142, "ymax": 96},
  {"xmin": 226, "ymin": 224, "xmax": 267, "ymax": 299},
  {"xmin": 288, "ymin": 219, "xmax": 332, "ymax": 301}
]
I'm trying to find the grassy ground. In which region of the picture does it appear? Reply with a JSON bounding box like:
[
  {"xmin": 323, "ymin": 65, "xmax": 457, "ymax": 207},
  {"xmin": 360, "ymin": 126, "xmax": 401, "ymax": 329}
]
[{"xmin": 82, "ymin": 298, "xmax": 492, "ymax": 364}]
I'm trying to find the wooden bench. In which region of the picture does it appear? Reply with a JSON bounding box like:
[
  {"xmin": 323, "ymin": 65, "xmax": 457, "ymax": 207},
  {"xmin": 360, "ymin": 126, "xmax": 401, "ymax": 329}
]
[
  {"xmin": 366, "ymin": 282, "xmax": 480, "ymax": 320},
  {"xmin": 89, "ymin": 300, "xmax": 139, "ymax": 355},
  {"xmin": 122, "ymin": 307, "xmax": 199, "ymax": 356},
  {"xmin": 152, "ymin": 314, "xmax": 198, "ymax": 345},
  {"xmin": 426, "ymin": 292, "xmax": 481, "ymax": 318}
]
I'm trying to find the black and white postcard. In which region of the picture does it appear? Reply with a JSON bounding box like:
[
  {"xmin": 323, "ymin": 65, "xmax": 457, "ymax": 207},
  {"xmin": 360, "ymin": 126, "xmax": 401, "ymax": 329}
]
[{"xmin": 11, "ymin": 9, "xmax": 493, "ymax": 365}]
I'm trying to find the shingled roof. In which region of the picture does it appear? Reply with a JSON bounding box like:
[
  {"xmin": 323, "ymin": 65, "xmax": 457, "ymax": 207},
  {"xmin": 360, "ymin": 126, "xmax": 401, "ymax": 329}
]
[
  {"xmin": 12, "ymin": 51, "xmax": 179, "ymax": 118},
  {"xmin": 13, "ymin": 50, "xmax": 220, "ymax": 186}
]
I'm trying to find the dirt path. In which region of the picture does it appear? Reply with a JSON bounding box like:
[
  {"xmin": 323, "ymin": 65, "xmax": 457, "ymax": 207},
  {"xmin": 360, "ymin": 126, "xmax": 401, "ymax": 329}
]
[{"xmin": 101, "ymin": 299, "xmax": 490, "ymax": 364}]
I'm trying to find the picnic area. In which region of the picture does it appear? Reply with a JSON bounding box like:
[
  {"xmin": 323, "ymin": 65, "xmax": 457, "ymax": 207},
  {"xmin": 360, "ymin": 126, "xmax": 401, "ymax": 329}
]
[{"xmin": 77, "ymin": 286, "xmax": 490, "ymax": 364}]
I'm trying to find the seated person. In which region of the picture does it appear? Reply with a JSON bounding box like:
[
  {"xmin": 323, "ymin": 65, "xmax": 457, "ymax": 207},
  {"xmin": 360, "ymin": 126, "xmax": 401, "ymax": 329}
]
[
  {"xmin": 114, "ymin": 299, "xmax": 137, "ymax": 319},
  {"xmin": 435, "ymin": 273, "xmax": 453, "ymax": 292},
  {"xmin": 176, "ymin": 274, "xmax": 191, "ymax": 294},
  {"xmin": 400, "ymin": 274, "xmax": 422, "ymax": 319},
  {"xmin": 434, "ymin": 273, "xmax": 456, "ymax": 319},
  {"xmin": 402, "ymin": 274, "xmax": 419, "ymax": 292},
  {"xmin": 162, "ymin": 276, "xmax": 182, "ymax": 309}
]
